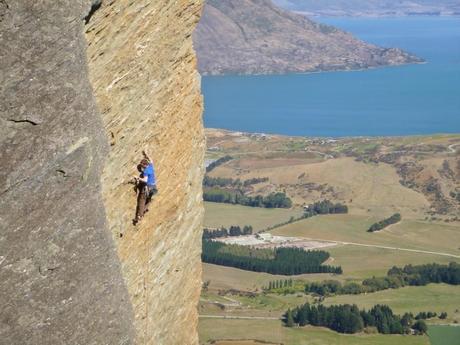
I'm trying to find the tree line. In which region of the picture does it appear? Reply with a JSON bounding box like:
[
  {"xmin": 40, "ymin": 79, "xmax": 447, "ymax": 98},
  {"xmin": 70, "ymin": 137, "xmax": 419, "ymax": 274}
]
[
  {"xmin": 266, "ymin": 262, "xmax": 460, "ymax": 296},
  {"xmin": 203, "ymin": 189, "xmax": 292, "ymax": 208},
  {"xmin": 303, "ymin": 200, "xmax": 348, "ymax": 217},
  {"xmin": 268, "ymin": 279, "xmax": 294, "ymax": 290},
  {"xmin": 316, "ymin": 262, "xmax": 460, "ymax": 295},
  {"xmin": 285, "ymin": 303, "xmax": 428, "ymax": 335},
  {"xmin": 206, "ymin": 155, "xmax": 233, "ymax": 173},
  {"xmin": 202, "ymin": 225, "xmax": 253, "ymax": 239},
  {"xmin": 368, "ymin": 213, "xmax": 401, "ymax": 232},
  {"xmin": 203, "ymin": 175, "xmax": 269, "ymax": 188},
  {"xmin": 202, "ymin": 241, "xmax": 342, "ymax": 275}
]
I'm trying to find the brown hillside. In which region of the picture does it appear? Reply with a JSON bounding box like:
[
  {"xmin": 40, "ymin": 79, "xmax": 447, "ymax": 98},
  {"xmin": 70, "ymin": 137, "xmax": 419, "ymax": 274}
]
[{"xmin": 194, "ymin": 0, "xmax": 422, "ymax": 75}]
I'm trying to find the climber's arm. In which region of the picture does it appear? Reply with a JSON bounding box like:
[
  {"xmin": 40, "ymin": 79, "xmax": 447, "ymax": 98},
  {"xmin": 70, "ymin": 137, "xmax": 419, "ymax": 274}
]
[
  {"xmin": 133, "ymin": 174, "xmax": 148, "ymax": 183},
  {"xmin": 142, "ymin": 149, "xmax": 152, "ymax": 163}
]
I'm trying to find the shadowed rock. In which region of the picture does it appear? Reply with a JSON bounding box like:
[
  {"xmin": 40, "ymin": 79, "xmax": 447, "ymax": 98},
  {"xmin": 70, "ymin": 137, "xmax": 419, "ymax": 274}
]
[{"xmin": 0, "ymin": 1, "xmax": 135, "ymax": 344}]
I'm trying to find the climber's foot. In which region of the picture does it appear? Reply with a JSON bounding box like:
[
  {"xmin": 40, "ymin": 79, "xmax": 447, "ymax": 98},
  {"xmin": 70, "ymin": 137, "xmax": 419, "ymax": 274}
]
[{"xmin": 133, "ymin": 216, "xmax": 142, "ymax": 226}]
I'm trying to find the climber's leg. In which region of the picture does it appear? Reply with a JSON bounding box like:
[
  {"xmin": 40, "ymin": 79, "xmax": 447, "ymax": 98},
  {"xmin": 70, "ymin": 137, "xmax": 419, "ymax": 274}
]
[
  {"xmin": 145, "ymin": 185, "xmax": 158, "ymax": 206},
  {"xmin": 135, "ymin": 185, "xmax": 147, "ymax": 223}
]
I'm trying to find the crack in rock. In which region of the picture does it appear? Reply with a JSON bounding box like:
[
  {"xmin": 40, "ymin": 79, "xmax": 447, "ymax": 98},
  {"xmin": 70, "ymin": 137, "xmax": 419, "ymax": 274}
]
[
  {"xmin": 7, "ymin": 118, "xmax": 40, "ymax": 126},
  {"xmin": 85, "ymin": 0, "xmax": 102, "ymax": 25}
]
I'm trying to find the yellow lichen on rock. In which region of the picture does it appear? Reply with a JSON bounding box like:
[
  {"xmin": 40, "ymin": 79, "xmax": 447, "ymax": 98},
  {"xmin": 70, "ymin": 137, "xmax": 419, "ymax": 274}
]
[{"xmin": 85, "ymin": 1, "xmax": 204, "ymax": 344}]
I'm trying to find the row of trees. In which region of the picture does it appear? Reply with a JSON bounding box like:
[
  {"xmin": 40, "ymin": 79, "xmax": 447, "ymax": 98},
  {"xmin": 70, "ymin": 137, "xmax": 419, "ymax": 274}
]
[
  {"xmin": 204, "ymin": 189, "xmax": 293, "ymax": 208},
  {"xmin": 243, "ymin": 177, "xmax": 270, "ymax": 186},
  {"xmin": 203, "ymin": 176, "xmax": 269, "ymax": 188},
  {"xmin": 285, "ymin": 303, "xmax": 428, "ymax": 335},
  {"xmin": 368, "ymin": 213, "xmax": 402, "ymax": 232},
  {"xmin": 202, "ymin": 225, "xmax": 253, "ymax": 239},
  {"xmin": 206, "ymin": 155, "xmax": 233, "ymax": 173},
  {"xmin": 267, "ymin": 279, "xmax": 294, "ymax": 290},
  {"xmin": 316, "ymin": 262, "xmax": 460, "ymax": 296},
  {"xmin": 415, "ymin": 311, "xmax": 441, "ymax": 320},
  {"xmin": 387, "ymin": 262, "xmax": 460, "ymax": 285},
  {"xmin": 202, "ymin": 241, "xmax": 342, "ymax": 275},
  {"xmin": 268, "ymin": 262, "xmax": 460, "ymax": 297},
  {"xmin": 203, "ymin": 175, "xmax": 269, "ymax": 188},
  {"xmin": 304, "ymin": 200, "xmax": 348, "ymax": 218}
]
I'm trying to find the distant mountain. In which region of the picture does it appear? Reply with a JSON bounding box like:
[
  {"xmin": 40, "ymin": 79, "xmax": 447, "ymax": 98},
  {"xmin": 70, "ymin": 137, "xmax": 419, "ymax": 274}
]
[
  {"xmin": 273, "ymin": 0, "xmax": 460, "ymax": 16},
  {"xmin": 193, "ymin": 0, "xmax": 422, "ymax": 75}
]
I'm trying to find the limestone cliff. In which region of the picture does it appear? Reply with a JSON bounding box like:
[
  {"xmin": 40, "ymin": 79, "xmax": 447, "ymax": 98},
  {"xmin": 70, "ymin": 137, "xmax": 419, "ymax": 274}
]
[{"xmin": 0, "ymin": 1, "xmax": 204, "ymax": 344}]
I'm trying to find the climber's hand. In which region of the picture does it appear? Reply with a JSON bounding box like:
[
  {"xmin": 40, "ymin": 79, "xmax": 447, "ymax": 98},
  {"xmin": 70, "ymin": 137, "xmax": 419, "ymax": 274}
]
[{"xmin": 142, "ymin": 150, "xmax": 152, "ymax": 162}]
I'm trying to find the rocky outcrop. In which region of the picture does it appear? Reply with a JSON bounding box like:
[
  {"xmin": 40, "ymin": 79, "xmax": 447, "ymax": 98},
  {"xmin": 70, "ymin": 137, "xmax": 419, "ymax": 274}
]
[
  {"xmin": 194, "ymin": 0, "xmax": 423, "ymax": 75},
  {"xmin": 1, "ymin": 0, "xmax": 204, "ymax": 344}
]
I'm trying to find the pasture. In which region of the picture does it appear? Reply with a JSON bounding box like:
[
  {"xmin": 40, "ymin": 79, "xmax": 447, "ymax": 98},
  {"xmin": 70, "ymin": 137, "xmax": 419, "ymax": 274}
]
[
  {"xmin": 428, "ymin": 325, "xmax": 460, "ymax": 345},
  {"xmin": 204, "ymin": 202, "xmax": 303, "ymax": 231},
  {"xmin": 324, "ymin": 284, "xmax": 460, "ymax": 324},
  {"xmin": 199, "ymin": 319, "xmax": 430, "ymax": 345},
  {"xmin": 271, "ymin": 214, "xmax": 460, "ymax": 257}
]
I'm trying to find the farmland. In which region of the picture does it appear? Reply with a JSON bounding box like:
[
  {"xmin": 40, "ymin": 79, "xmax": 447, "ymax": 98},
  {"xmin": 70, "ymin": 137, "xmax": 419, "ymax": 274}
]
[
  {"xmin": 199, "ymin": 319, "xmax": 430, "ymax": 345},
  {"xmin": 199, "ymin": 129, "xmax": 460, "ymax": 345}
]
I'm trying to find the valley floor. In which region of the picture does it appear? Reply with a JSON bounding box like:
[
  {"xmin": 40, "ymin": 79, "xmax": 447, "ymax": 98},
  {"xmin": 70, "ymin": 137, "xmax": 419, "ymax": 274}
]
[{"xmin": 200, "ymin": 129, "xmax": 460, "ymax": 345}]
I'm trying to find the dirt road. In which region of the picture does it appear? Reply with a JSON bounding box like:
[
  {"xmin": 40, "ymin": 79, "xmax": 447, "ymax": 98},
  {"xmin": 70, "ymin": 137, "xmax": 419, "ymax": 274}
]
[
  {"xmin": 199, "ymin": 315, "xmax": 281, "ymax": 320},
  {"xmin": 307, "ymin": 237, "xmax": 460, "ymax": 259}
]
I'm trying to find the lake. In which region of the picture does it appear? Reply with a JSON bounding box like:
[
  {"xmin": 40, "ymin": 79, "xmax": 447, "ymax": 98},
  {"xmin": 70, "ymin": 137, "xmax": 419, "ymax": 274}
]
[{"xmin": 202, "ymin": 16, "xmax": 460, "ymax": 137}]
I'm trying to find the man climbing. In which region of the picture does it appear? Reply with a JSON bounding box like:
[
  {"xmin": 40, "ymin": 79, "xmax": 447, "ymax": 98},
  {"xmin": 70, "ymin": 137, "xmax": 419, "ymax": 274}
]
[{"xmin": 133, "ymin": 150, "xmax": 157, "ymax": 225}]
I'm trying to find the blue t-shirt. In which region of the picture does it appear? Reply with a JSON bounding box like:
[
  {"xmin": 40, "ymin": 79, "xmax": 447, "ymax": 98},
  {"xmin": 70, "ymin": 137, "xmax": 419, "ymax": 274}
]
[{"xmin": 143, "ymin": 163, "xmax": 156, "ymax": 186}]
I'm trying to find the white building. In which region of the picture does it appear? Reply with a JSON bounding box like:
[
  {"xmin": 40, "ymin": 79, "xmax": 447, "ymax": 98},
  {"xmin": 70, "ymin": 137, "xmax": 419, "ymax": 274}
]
[{"xmin": 256, "ymin": 233, "xmax": 273, "ymax": 241}]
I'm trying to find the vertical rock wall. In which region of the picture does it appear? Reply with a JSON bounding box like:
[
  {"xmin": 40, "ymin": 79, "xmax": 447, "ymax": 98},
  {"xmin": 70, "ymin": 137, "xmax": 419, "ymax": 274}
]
[
  {"xmin": 1, "ymin": 0, "xmax": 204, "ymax": 344},
  {"xmin": 85, "ymin": 1, "xmax": 204, "ymax": 344},
  {"xmin": 0, "ymin": 1, "xmax": 135, "ymax": 344}
]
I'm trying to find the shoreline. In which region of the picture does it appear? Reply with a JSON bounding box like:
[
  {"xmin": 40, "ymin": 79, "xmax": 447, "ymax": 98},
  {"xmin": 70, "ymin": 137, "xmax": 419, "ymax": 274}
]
[
  {"xmin": 205, "ymin": 128, "xmax": 460, "ymax": 141},
  {"xmin": 294, "ymin": 12, "xmax": 460, "ymax": 19},
  {"xmin": 200, "ymin": 60, "xmax": 426, "ymax": 78}
]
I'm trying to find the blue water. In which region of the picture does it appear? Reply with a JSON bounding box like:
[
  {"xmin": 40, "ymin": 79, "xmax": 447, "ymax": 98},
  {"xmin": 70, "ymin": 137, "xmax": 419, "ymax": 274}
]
[{"xmin": 202, "ymin": 16, "xmax": 460, "ymax": 137}]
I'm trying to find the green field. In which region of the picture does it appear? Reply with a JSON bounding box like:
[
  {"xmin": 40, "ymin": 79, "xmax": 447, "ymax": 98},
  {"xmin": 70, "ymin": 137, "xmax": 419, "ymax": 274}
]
[
  {"xmin": 324, "ymin": 284, "xmax": 460, "ymax": 324},
  {"xmin": 199, "ymin": 319, "xmax": 430, "ymax": 345},
  {"xmin": 202, "ymin": 131, "xmax": 460, "ymax": 345},
  {"xmin": 326, "ymin": 245, "xmax": 457, "ymax": 281},
  {"xmin": 203, "ymin": 242, "xmax": 457, "ymax": 290},
  {"xmin": 428, "ymin": 325, "xmax": 460, "ymax": 345},
  {"xmin": 271, "ymin": 214, "xmax": 460, "ymax": 256},
  {"xmin": 200, "ymin": 284, "xmax": 460, "ymax": 324},
  {"xmin": 204, "ymin": 202, "xmax": 303, "ymax": 231},
  {"xmin": 202, "ymin": 262, "xmax": 346, "ymax": 292}
]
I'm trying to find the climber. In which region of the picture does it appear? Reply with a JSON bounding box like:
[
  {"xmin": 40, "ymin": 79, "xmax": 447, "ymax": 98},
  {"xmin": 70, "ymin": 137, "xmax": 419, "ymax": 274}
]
[{"xmin": 133, "ymin": 150, "xmax": 158, "ymax": 225}]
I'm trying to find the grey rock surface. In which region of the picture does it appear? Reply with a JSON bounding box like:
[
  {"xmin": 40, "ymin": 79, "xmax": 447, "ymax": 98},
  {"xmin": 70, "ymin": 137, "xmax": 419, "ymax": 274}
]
[{"xmin": 0, "ymin": 1, "xmax": 135, "ymax": 344}]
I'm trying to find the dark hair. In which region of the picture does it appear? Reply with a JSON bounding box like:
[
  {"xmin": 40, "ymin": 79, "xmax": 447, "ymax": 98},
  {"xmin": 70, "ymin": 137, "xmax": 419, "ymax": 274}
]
[
  {"xmin": 137, "ymin": 164, "xmax": 144, "ymax": 173},
  {"xmin": 140, "ymin": 158, "xmax": 149, "ymax": 167}
]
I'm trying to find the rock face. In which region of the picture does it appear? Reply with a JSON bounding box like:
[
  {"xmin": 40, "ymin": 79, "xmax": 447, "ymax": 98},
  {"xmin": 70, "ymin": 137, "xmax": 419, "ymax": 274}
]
[
  {"xmin": 0, "ymin": 1, "xmax": 135, "ymax": 344},
  {"xmin": 85, "ymin": 0, "xmax": 205, "ymax": 344},
  {"xmin": 0, "ymin": 0, "xmax": 204, "ymax": 344},
  {"xmin": 194, "ymin": 0, "xmax": 423, "ymax": 75}
]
